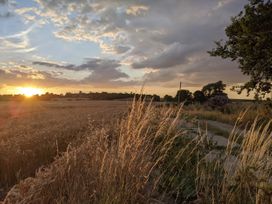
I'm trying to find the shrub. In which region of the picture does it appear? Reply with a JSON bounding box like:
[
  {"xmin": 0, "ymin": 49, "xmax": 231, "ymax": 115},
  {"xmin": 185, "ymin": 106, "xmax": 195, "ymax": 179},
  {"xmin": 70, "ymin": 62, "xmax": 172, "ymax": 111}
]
[
  {"xmin": 207, "ymin": 94, "xmax": 229, "ymax": 109},
  {"xmin": 193, "ymin": 90, "xmax": 207, "ymax": 104},
  {"xmin": 176, "ymin": 89, "xmax": 192, "ymax": 104},
  {"xmin": 163, "ymin": 94, "xmax": 175, "ymax": 102}
]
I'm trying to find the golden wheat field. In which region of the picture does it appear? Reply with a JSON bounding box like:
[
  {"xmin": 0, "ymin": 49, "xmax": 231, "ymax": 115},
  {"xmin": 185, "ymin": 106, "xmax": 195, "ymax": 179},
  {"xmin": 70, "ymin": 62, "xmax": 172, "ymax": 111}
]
[
  {"xmin": 0, "ymin": 99, "xmax": 271, "ymax": 204},
  {"xmin": 0, "ymin": 100, "xmax": 129, "ymax": 200}
]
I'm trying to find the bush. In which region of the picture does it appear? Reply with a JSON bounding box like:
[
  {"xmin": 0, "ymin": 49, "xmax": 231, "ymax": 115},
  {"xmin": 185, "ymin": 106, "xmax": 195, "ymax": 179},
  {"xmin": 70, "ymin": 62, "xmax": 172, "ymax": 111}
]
[
  {"xmin": 163, "ymin": 94, "xmax": 175, "ymax": 102},
  {"xmin": 176, "ymin": 89, "xmax": 192, "ymax": 104},
  {"xmin": 193, "ymin": 90, "xmax": 207, "ymax": 104},
  {"xmin": 207, "ymin": 95, "xmax": 229, "ymax": 109}
]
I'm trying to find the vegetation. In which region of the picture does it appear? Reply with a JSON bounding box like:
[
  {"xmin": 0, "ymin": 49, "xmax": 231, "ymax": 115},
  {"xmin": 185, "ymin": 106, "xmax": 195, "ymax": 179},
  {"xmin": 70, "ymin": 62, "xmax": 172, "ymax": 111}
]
[
  {"xmin": 0, "ymin": 92, "xmax": 161, "ymax": 102},
  {"xmin": 0, "ymin": 99, "xmax": 271, "ymax": 203},
  {"xmin": 1, "ymin": 80, "xmax": 230, "ymax": 108},
  {"xmin": 206, "ymin": 95, "xmax": 229, "ymax": 109},
  {"xmin": 193, "ymin": 90, "xmax": 206, "ymax": 104},
  {"xmin": 202, "ymin": 80, "xmax": 227, "ymax": 98},
  {"xmin": 0, "ymin": 101, "xmax": 127, "ymax": 199},
  {"xmin": 1, "ymin": 0, "xmax": 271, "ymax": 203},
  {"xmin": 175, "ymin": 89, "xmax": 193, "ymax": 104},
  {"xmin": 171, "ymin": 81, "xmax": 230, "ymax": 109},
  {"xmin": 209, "ymin": 0, "xmax": 272, "ymax": 99},
  {"xmin": 163, "ymin": 94, "xmax": 175, "ymax": 102},
  {"xmin": 184, "ymin": 101, "xmax": 272, "ymax": 127}
]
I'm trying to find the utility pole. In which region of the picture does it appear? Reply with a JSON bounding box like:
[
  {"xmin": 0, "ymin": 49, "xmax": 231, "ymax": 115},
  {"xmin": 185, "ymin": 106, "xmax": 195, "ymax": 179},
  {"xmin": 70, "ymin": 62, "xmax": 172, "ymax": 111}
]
[{"xmin": 178, "ymin": 81, "xmax": 181, "ymax": 104}]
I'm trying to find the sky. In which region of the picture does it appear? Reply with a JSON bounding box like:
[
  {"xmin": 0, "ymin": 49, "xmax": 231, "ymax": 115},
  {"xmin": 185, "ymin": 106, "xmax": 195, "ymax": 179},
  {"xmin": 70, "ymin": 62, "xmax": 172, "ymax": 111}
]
[{"xmin": 0, "ymin": 0, "xmax": 251, "ymax": 98}]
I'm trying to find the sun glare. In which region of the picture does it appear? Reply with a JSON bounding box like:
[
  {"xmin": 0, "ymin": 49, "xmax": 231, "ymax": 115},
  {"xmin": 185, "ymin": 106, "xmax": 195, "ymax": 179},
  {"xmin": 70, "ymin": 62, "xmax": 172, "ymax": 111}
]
[{"xmin": 17, "ymin": 87, "xmax": 44, "ymax": 97}]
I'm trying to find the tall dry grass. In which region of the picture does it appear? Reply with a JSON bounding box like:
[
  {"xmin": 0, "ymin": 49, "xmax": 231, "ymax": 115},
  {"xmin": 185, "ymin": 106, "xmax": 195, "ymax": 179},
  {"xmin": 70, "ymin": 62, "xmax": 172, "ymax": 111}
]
[
  {"xmin": 197, "ymin": 119, "xmax": 272, "ymax": 204},
  {"xmin": 2, "ymin": 99, "xmax": 272, "ymax": 203}
]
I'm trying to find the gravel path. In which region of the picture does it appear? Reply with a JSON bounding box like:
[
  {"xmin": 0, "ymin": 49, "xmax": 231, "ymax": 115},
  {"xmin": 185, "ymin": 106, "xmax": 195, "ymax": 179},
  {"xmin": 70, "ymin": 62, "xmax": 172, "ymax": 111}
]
[{"xmin": 206, "ymin": 120, "xmax": 235, "ymax": 133}]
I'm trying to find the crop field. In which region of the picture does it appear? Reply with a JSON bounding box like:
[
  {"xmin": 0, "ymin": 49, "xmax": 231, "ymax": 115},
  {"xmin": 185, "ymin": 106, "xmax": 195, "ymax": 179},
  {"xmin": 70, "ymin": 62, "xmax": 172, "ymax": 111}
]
[
  {"xmin": 0, "ymin": 99, "xmax": 271, "ymax": 204},
  {"xmin": 0, "ymin": 100, "xmax": 129, "ymax": 200}
]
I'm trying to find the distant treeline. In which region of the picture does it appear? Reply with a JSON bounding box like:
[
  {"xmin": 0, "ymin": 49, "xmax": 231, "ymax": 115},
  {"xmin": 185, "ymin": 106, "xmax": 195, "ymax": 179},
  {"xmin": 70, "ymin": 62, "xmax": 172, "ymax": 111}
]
[
  {"xmin": 0, "ymin": 91, "xmax": 161, "ymax": 102},
  {"xmin": 0, "ymin": 81, "xmax": 259, "ymax": 104}
]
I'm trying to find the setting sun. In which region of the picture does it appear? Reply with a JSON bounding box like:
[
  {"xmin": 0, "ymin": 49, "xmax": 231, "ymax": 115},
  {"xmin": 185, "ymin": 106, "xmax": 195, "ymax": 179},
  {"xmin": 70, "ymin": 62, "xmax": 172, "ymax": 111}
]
[{"xmin": 17, "ymin": 87, "xmax": 44, "ymax": 97}]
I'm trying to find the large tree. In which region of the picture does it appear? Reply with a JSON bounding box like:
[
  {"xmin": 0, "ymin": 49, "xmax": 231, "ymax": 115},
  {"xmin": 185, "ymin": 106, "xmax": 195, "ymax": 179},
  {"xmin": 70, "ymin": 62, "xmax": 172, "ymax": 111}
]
[{"xmin": 209, "ymin": 0, "xmax": 272, "ymax": 99}]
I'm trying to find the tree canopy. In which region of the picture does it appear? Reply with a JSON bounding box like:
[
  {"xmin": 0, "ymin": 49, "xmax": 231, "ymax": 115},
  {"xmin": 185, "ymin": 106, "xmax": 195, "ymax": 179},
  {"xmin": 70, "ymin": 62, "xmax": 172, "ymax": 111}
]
[
  {"xmin": 202, "ymin": 81, "xmax": 226, "ymax": 98},
  {"xmin": 193, "ymin": 90, "xmax": 207, "ymax": 103},
  {"xmin": 209, "ymin": 0, "xmax": 272, "ymax": 99},
  {"xmin": 176, "ymin": 89, "xmax": 192, "ymax": 104},
  {"xmin": 163, "ymin": 95, "xmax": 175, "ymax": 102}
]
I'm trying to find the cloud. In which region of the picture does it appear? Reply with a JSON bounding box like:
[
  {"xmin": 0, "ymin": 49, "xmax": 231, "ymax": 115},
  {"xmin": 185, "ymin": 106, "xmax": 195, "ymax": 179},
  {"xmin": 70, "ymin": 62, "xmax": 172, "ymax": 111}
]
[
  {"xmin": 142, "ymin": 69, "xmax": 198, "ymax": 88},
  {"xmin": 0, "ymin": 0, "xmax": 16, "ymax": 18},
  {"xmin": 126, "ymin": 5, "xmax": 149, "ymax": 16},
  {"xmin": 81, "ymin": 67, "xmax": 128, "ymax": 83},
  {"xmin": 0, "ymin": 11, "xmax": 12, "ymax": 18},
  {"xmin": 32, "ymin": 61, "xmax": 64, "ymax": 68},
  {"xmin": 24, "ymin": 0, "xmax": 247, "ymax": 57},
  {"xmin": 139, "ymin": 53, "xmax": 249, "ymax": 89},
  {"xmin": 0, "ymin": 0, "xmax": 7, "ymax": 5},
  {"xmin": 13, "ymin": 0, "xmax": 249, "ymax": 90},
  {"xmin": 34, "ymin": 58, "xmax": 122, "ymax": 71},
  {"xmin": 0, "ymin": 26, "xmax": 36, "ymax": 53},
  {"xmin": 100, "ymin": 43, "xmax": 131, "ymax": 54},
  {"xmin": 33, "ymin": 58, "xmax": 129, "ymax": 85},
  {"xmin": 132, "ymin": 42, "xmax": 198, "ymax": 69},
  {"xmin": 0, "ymin": 64, "xmax": 74, "ymax": 87}
]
